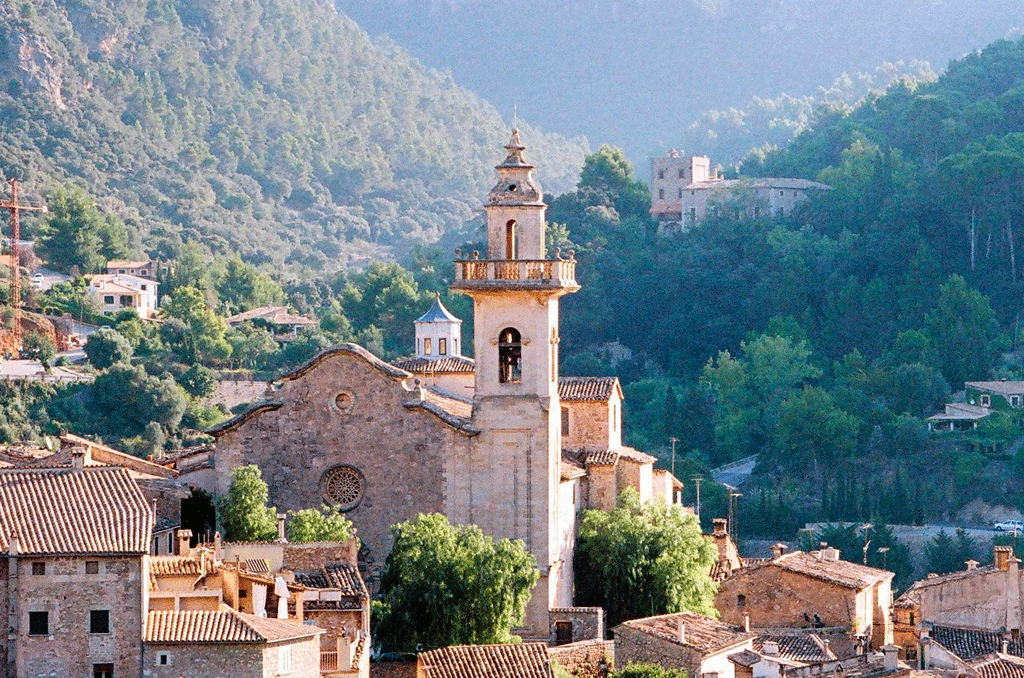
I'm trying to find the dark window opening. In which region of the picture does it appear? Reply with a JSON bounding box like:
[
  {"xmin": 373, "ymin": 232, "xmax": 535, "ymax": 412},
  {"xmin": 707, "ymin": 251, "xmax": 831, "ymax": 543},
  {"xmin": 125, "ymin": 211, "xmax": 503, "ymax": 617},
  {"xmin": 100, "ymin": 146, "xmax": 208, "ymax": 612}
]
[
  {"xmin": 93, "ymin": 663, "xmax": 113, "ymax": 678},
  {"xmin": 737, "ymin": 594, "xmax": 746, "ymax": 607},
  {"xmin": 85, "ymin": 561, "xmax": 99, "ymax": 575},
  {"xmin": 505, "ymin": 220, "xmax": 518, "ymax": 259},
  {"xmin": 555, "ymin": 620, "xmax": 573, "ymax": 645},
  {"xmin": 159, "ymin": 654, "xmax": 169, "ymax": 665},
  {"xmin": 658, "ymin": 188, "xmax": 664, "ymax": 200},
  {"xmin": 498, "ymin": 328, "xmax": 522, "ymax": 384},
  {"xmin": 31, "ymin": 562, "xmax": 45, "ymax": 576},
  {"xmin": 678, "ymin": 169, "xmax": 685, "ymax": 179},
  {"xmin": 658, "ymin": 170, "xmax": 665, "ymax": 179},
  {"xmin": 119, "ymin": 295, "xmax": 133, "ymax": 306},
  {"xmin": 90, "ymin": 609, "xmax": 110, "ymax": 634},
  {"xmin": 28, "ymin": 611, "xmax": 48, "ymax": 635},
  {"xmin": 103, "ymin": 295, "xmax": 115, "ymax": 304}
]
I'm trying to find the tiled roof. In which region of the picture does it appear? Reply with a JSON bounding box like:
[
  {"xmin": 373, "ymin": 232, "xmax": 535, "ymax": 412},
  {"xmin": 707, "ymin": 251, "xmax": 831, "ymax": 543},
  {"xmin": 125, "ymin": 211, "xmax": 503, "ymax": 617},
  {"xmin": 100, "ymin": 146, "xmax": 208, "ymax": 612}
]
[
  {"xmin": 582, "ymin": 449, "xmax": 620, "ymax": 466},
  {"xmin": 225, "ymin": 306, "xmax": 316, "ymax": 326},
  {"xmin": 150, "ymin": 556, "xmax": 211, "ymax": 578},
  {"xmin": 616, "ymin": 611, "xmax": 754, "ymax": 654},
  {"xmin": 928, "ymin": 403, "xmax": 993, "ymax": 421},
  {"xmin": 422, "ymin": 387, "xmax": 474, "ymax": 418},
  {"xmin": 418, "ymin": 642, "xmax": 555, "ymax": 678},
  {"xmin": 767, "ymin": 551, "xmax": 891, "ymax": 589},
  {"xmin": 393, "ymin": 356, "xmax": 476, "ymax": 374},
  {"xmin": 415, "ymin": 296, "xmax": 461, "ymax": 324},
  {"xmin": 755, "ymin": 633, "xmax": 836, "ymax": 662},
  {"xmin": 0, "ymin": 466, "xmax": 151, "ymax": 555},
  {"xmin": 558, "ymin": 377, "xmax": 619, "ymax": 402},
  {"xmin": 294, "ymin": 562, "xmax": 368, "ymax": 599},
  {"xmin": 144, "ymin": 609, "xmax": 322, "ymax": 644},
  {"xmin": 975, "ymin": 654, "xmax": 1024, "ymax": 678},
  {"xmin": 617, "ymin": 446, "xmax": 658, "ymax": 465},
  {"xmin": 967, "ymin": 381, "xmax": 1024, "ymax": 396},
  {"xmin": 931, "ymin": 626, "xmax": 1024, "ymax": 662},
  {"xmin": 560, "ymin": 453, "xmax": 587, "ymax": 480},
  {"xmin": 243, "ymin": 558, "xmax": 270, "ymax": 574},
  {"xmin": 107, "ymin": 260, "xmax": 152, "ymax": 269}
]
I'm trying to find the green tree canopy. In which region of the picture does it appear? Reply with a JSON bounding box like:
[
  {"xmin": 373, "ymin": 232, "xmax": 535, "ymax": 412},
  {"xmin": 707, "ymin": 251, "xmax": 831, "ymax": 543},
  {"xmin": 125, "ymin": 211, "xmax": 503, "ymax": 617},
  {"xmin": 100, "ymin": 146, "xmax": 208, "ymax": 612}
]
[
  {"xmin": 84, "ymin": 328, "xmax": 133, "ymax": 369},
  {"xmin": 575, "ymin": 488, "xmax": 718, "ymax": 627},
  {"xmin": 375, "ymin": 513, "xmax": 538, "ymax": 652},
  {"xmin": 88, "ymin": 364, "xmax": 186, "ymax": 440},
  {"xmin": 926, "ymin": 528, "xmax": 979, "ymax": 575},
  {"xmin": 218, "ymin": 465, "xmax": 278, "ymax": 542},
  {"xmin": 286, "ymin": 506, "xmax": 354, "ymax": 543},
  {"xmin": 926, "ymin": 275, "xmax": 1002, "ymax": 386},
  {"xmin": 36, "ymin": 187, "xmax": 130, "ymax": 274},
  {"xmin": 614, "ymin": 665, "xmax": 689, "ymax": 678}
]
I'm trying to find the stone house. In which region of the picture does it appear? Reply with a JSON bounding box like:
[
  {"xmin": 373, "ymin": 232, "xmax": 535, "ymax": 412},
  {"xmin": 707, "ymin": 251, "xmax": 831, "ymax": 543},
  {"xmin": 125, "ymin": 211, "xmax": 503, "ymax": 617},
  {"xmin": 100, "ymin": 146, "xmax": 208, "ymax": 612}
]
[
  {"xmin": 106, "ymin": 259, "xmax": 169, "ymax": 281},
  {"xmin": 142, "ymin": 608, "xmax": 322, "ymax": 678},
  {"xmin": 0, "ymin": 462, "xmax": 152, "ymax": 678},
  {"xmin": 716, "ymin": 547, "xmax": 894, "ymax": 649},
  {"xmin": 893, "ymin": 547, "xmax": 1023, "ymax": 662},
  {"xmin": 650, "ymin": 150, "xmax": 830, "ymax": 233},
  {"xmin": 964, "ymin": 381, "xmax": 1024, "ymax": 411},
  {"xmin": 729, "ymin": 632, "xmax": 841, "ymax": 678},
  {"xmin": 613, "ymin": 610, "xmax": 755, "ymax": 678},
  {"xmin": 189, "ymin": 131, "xmax": 686, "ymax": 638},
  {"xmin": 416, "ymin": 642, "xmax": 555, "ymax": 678},
  {"xmin": 225, "ymin": 305, "xmax": 318, "ymax": 340}
]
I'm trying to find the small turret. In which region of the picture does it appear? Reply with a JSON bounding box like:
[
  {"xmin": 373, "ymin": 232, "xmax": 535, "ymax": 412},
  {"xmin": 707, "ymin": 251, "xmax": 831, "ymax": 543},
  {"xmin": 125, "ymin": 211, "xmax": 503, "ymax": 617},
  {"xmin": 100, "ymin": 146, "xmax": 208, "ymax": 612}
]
[{"xmin": 415, "ymin": 294, "xmax": 462, "ymax": 359}]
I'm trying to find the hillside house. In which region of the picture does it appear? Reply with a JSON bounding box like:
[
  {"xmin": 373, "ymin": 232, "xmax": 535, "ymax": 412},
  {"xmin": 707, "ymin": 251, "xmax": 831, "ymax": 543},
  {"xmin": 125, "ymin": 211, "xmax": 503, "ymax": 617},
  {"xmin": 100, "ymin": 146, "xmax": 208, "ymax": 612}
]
[
  {"xmin": 106, "ymin": 259, "xmax": 169, "ymax": 281},
  {"xmin": 87, "ymin": 273, "xmax": 159, "ymax": 318},
  {"xmin": 650, "ymin": 151, "xmax": 830, "ymax": 233},
  {"xmin": 965, "ymin": 381, "xmax": 1024, "ymax": 411},
  {"xmin": 225, "ymin": 305, "xmax": 317, "ymax": 339}
]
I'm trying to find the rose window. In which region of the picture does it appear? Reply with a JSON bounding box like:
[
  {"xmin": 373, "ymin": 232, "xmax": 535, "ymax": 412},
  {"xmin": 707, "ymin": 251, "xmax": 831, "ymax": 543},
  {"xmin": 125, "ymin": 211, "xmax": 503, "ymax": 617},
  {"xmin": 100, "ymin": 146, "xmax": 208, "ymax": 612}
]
[{"xmin": 321, "ymin": 465, "xmax": 364, "ymax": 511}]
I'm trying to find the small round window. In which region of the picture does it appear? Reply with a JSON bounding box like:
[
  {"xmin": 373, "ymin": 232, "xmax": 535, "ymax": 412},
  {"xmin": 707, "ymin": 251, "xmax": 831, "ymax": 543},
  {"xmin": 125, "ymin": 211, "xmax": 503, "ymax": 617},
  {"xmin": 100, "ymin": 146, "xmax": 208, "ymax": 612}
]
[
  {"xmin": 321, "ymin": 465, "xmax": 365, "ymax": 511},
  {"xmin": 330, "ymin": 390, "xmax": 355, "ymax": 415}
]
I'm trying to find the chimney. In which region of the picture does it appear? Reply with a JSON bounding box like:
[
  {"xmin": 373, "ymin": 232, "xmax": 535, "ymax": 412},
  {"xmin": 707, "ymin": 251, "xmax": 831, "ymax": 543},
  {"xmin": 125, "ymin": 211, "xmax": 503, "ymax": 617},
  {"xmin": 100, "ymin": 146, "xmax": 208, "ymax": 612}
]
[
  {"xmin": 713, "ymin": 518, "xmax": 728, "ymax": 537},
  {"xmin": 965, "ymin": 560, "xmax": 979, "ymax": 570},
  {"xmin": 763, "ymin": 640, "xmax": 780, "ymax": 656},
  {"xmin": 744, "ymin": 614, "xmax": 750, "ymax": 632},
  {"xmin": 995, "ymin": 546, "xmax": 1012, "ymax": 571},
  {"xmin": 7, "ymin": 532, "xmax": 19, "ymax": 557},
  {"xmin": 678, "ymin": 620, "xmax": 686, "ymax": 644},
  {"xmin": 823, "ymin": 547, "xmax": 840, "ymax": 562},
  {"xmin": 176, "ymin": 529, "xmax": 193, "ymax": 557},
  {"xmin": 1002, "ymin": 638, "xmax": 1010, "ymax": 654},
  {"xmin": 276, "ymin": 513, "xmax": 287, "ymax": 542},
  {"xmin": 150, "ymin": 498, "xmax": 158, "ymax": 528},
  {"xmin": 214, "ymin": 531, "xmax": 223, "ymax": 562},
  {"xmin": 772, "ymin": 543, "xmax": 788, "ymax": 559},
  {"xmin": 70, "ymin": 446, "xmax": 86, "ymax": 471},
  {"xmin": 881, "ymin": 645, "xmax": 899, "ymax": 671}
]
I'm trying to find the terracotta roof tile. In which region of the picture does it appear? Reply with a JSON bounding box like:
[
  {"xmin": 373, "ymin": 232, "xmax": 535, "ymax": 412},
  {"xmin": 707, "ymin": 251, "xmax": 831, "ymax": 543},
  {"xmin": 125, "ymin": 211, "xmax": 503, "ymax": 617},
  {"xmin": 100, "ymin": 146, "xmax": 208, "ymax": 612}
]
[
  {"xmin": 932, "ymin": 626, "xmax": 1024, "ymax": 662},
  {"xmin": 418, "ymin": 642, "xmax": 555, "ymax": 678},
  {"xmin": 755, "ymin": 633, "xmax": 836, "ymax": 662},
  {"xmin": 767, "ymin": 551, "xmax": 892, "ymax": 589},
  {"xmin": 150, "ymin": 556, "xmax": 214, "ymax": 578},
  {"xmin": 294, "ymin": 562, "xmax": 367, "ymax": 599},
  {"xmin": 0, "ymin": 466, "xmax": 151, "ymax": 555},
  {"xmin": 144, "ymin": 609, "xmax": 322, "ymax": 644},
  {"xmin": 975, "ymin": 654, "xmax": 1024, "ymax": 678},
  {"xmin": 617, "ymin": 446, "xmax": 658, "ymax": 464},
  {"xmin": 558, "ymin": 377, "xmax": 619, "ymax": 402},
  {"xmin": 560, "ymin": 454, "xmax": 587, "ymax": 480},
  {"xmin": 393, "ymin": 356, "xmax": 476, "ymax": 374},
  {"xmin": 616, "ymin": 611, "xmax": 754, "ymax": 654},
  {"xmin": 583, "ymin": 450, "xmax": 620, "ymax": 466},
  {"xmin": 966, "ymin": 381, "xmax": 1024, "ymax": 396},
  {"xmin": 422, "ymin": 387, "xmax": 474, "ymax": 418}
]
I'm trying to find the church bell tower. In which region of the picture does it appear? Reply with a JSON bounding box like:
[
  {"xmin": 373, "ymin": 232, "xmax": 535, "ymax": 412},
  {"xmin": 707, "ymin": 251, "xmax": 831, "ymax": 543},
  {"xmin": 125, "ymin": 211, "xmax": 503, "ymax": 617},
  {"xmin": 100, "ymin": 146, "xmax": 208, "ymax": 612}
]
[{"xmin": 450, "ymin": 130, "xmax": 579, "ymax": 635}]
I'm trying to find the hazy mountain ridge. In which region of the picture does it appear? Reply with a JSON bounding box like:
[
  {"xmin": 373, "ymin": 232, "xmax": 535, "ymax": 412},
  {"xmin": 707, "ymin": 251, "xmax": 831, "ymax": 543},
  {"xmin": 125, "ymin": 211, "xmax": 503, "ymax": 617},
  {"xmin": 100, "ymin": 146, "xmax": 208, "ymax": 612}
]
[{"xmin": 0, "ymin": 0, "xmax": 586, "ymax": 271}]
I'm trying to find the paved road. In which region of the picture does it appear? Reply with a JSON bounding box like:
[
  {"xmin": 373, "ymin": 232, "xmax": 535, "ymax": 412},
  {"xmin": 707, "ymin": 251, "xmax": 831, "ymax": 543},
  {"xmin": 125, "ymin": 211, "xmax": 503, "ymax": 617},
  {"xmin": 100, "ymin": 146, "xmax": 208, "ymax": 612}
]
[{"xmin": 711, "ymin": 455, "xmax": 758, "ymax": 488}]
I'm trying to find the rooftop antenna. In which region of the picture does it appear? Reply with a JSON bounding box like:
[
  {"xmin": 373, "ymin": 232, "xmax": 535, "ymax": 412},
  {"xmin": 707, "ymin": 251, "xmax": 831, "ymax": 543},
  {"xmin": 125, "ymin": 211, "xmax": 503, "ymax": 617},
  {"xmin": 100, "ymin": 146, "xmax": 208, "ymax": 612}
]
[{"xmin": 0, "ymin": 179, "xmax": 47, "ymax": 348}]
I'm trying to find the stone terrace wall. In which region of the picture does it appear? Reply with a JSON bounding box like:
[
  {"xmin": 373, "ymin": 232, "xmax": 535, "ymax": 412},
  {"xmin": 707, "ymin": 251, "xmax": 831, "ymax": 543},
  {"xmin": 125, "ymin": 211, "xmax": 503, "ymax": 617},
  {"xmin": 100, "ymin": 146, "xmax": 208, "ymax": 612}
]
[
  {"xmin": 549, "ymin": 639, "xmax": 614, "ymax": 678},
  {"xmin": 614, "ymin": 625, "xmax": 699, "ymax": 675}
]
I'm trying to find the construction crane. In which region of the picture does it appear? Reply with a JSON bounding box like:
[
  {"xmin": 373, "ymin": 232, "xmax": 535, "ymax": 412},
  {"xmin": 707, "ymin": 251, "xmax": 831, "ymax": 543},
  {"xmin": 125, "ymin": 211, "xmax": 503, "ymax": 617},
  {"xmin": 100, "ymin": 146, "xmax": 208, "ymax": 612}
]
[{"xmin": 0, "ymin": 179, "xmax": 47, "ymax": 347}]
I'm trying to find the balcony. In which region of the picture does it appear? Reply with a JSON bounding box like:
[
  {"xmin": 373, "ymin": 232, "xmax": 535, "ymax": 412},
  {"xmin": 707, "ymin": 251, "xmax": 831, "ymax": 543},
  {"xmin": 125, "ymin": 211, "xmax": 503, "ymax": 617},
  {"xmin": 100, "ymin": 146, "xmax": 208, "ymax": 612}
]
[{"xmin": 451, "ymin": 257, "xmax": 579, "ymax": 292}]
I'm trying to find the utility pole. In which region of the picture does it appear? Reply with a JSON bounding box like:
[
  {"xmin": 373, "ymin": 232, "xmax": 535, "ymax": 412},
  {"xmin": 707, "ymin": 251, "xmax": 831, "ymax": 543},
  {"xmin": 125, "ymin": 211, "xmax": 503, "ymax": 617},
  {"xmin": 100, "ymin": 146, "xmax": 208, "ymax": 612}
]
[
  {"xmin": 0, "ymin": 179, "xmax": 47, "ymax": 347},
  {"xmin": 692, "ymin": 476, "xmax": 702, "ymax": 521},
  {"xmin": 669, "ymin": 436, "xmax": 678, "ymax": 475}
]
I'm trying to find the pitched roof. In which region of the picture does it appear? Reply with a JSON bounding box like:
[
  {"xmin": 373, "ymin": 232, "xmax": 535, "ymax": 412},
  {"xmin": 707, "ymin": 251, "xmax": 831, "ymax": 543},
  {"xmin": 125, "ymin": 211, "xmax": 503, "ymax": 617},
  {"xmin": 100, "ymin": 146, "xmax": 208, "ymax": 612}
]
[
  {"xmin": 558, "ymin": 376, "xmax": 619, "ymax": 402},
  {"xmin": 422, "ymin": 387, "xmax": 474, "ymax": 418},
  {"xmin": 763, "ymin": 551, "xmax": 892, "ymax": 589},
  {"xmin": 416, "ymin": 296, "xmax": 461, "ymax": 324},
  {"xmin": 928, "ymin": 402, "xmax": 993, "ymax": 421},
  {"xmin": 144, "ymin": 609, "xmax": 322, "ymax": 644},
  {"xmin": 931, "ymin": 626, "xmax": 1024, "ymax": 662},
  {"xmin": 418, "ymin": 642, "xmax": 555, "ymax": 678},
  {"xmin": 894, "ymin": 567, "xmax": 996, "ymax": 609},
  {"xmin": 582, "ymin": 449, "xmax": 619, "ymax": 466},
  {"xmin": 616, "ymin": 611, "xmax": 754, "ymax": 655},
  {"xmin": 107, "ymin": 260, "xmax": 153, "ymax": 269},
  {"xmin": 755, "ymin": 633, "xmax": 836, "ymax": 663},
  {"xmin": 225, "ymin": 305, "xmax": 316, "ymax": 326},
  {"xmin": 0, "ymin": 466, "xmax": 151, "ymax": 555},
  {"xmin": 150, "ymin": 556, "xmax": 217, "ymax": 579},
  {"xmin": 392, "ymin": 356, "xmax": 476, "ymax": 374},
  {"xmin": 560, "ymin": 453, "xmax": 587, "ymax": 480},
  {"xmin": 617, "ymin": 446, "xmax": 658, "ymax": 465},
  {"xmin": 293, "ymin": 562, "xmax": 368, "ymax": 599},
  {"xmin": 967, "ymin": 381, "xmax": 1024, "ymax": 396},
  {"xmin": 975, "ymin": 654, "xmax": 1024, "ymax": 678}
]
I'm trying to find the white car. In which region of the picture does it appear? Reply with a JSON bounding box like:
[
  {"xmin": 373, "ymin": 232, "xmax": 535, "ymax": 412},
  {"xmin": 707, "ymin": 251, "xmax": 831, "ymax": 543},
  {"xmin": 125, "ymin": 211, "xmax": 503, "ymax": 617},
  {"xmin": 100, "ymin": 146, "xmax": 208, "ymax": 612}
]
[{"xmin": 994, "ymin": 519, "xmax": 1024, "ymax": 534}]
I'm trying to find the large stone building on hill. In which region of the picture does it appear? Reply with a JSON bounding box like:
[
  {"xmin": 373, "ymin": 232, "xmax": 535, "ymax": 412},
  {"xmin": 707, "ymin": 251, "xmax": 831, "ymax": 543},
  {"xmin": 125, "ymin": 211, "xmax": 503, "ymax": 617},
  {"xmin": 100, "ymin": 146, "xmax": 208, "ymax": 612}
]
[{"xmin": 190, "ymin": 131, "xmax": 685, "ymax": 637}]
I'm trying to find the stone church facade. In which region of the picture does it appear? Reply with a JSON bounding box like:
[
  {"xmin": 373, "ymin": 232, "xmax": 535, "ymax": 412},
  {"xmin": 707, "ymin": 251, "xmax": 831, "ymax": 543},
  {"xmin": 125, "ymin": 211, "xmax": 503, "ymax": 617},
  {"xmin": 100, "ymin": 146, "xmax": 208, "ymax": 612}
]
[{"xmin": 195, "ymin": 132, "xmax": 684, "ymax": 636}]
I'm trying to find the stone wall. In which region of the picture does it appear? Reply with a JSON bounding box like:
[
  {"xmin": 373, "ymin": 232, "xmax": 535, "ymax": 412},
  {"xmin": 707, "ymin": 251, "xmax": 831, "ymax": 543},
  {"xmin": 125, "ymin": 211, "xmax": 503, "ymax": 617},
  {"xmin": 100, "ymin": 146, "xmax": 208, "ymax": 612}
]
[
  {"xmin": 265, "ymin": 636, "xmax": 322, "ymax": 678},
  {"xmin": 548, "ymin": 639, "xmax": 614, "ymax": 678},
  {"xmin": 550, "ymin": 607, "xmax": 605, "ymax": 644},
  {"xmin": 916, "ymin": 566, "xmax": 1021, "ymax": 631},
  {"xmin": 563, "ymin": 401, "xmax": 610, "ymax": 451},
  {"xmin": 613, "ymin": 625, "xmax": 700, "ymax": 675},
  {"xmin": 283, "ymin": 540, "xmax": 359, "ymax": 570},
  {"xmin": 717, "ymin": 566, "xmax": 859, "ymax": 633},
  {"xmin": 16, "ymin": 555, "xmax": 144, "ymax": 678},
  {"xmin": 588, "ymin": 465, "xmax": 616, "ymax": 512},
  {"xmin": 143, "ymin": 642, "xmax": 264, "ymax": 678}
]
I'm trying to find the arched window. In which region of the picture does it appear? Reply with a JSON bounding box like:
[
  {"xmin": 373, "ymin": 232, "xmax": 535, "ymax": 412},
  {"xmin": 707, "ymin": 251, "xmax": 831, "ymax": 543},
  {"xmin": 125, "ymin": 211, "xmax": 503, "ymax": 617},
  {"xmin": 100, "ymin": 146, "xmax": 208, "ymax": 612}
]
[
  {"xmin": 505, "ymin": 220, "xmax": 518, "ymax": 259},
  {"xmin": 498, "ymin": 327, "xmax": 522, "ymax": 383},
  {"xmin": 737, "ymin": 594, "xmax": 746, "ymax": 608}
]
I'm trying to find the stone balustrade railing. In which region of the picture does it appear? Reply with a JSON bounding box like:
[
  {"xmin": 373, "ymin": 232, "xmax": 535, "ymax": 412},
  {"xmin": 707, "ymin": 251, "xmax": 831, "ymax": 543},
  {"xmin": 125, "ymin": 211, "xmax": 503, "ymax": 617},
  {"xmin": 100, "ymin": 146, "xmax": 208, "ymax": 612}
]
[{"xmin": 452, "ymin": 258, "xmax": 577, "ymax": 288}]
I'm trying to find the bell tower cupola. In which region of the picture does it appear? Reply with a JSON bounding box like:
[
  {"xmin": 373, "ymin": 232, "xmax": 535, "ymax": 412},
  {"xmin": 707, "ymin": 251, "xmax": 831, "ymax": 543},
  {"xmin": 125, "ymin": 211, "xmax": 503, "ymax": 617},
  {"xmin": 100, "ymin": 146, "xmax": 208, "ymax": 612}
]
[{"xmin": 486, "ymin": 129, "xmax": 546, "ymax": 260}]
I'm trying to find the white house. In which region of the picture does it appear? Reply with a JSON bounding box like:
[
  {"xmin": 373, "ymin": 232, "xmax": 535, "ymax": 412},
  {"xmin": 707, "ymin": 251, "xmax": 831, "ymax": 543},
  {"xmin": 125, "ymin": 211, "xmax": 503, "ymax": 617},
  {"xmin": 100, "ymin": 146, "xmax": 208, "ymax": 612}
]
[{"xmin": 87, "ymin": 273, "xmax": 159, "ymax": 318}]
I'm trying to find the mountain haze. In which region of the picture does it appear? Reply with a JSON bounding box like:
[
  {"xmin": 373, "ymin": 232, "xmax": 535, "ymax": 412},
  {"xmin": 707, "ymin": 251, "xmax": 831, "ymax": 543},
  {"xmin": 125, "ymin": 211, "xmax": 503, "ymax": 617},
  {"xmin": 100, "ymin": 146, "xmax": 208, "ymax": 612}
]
[{"xmin": 0, "ymin": 0, "xmax": 586, "ymax": 271}]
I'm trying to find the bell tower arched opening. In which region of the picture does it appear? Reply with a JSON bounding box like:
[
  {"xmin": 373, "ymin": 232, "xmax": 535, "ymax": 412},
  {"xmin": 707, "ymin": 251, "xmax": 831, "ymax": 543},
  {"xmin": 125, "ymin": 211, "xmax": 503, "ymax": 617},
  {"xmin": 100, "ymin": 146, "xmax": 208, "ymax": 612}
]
[
  {"xmin": 498, "ymin": 327, "xmax": 522, "ymax": 383},
  {"xmin": 505, "ymin": 220, "xmax": 518, "ymax": 259}
]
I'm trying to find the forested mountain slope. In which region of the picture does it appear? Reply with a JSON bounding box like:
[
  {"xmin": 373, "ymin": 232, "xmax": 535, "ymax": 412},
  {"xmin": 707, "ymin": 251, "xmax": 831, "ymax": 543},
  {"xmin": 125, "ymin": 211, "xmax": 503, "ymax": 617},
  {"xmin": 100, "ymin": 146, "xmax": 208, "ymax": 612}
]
[{"xmin": 0, "ymin": 0, "xmax": 585, "ymax": 270}]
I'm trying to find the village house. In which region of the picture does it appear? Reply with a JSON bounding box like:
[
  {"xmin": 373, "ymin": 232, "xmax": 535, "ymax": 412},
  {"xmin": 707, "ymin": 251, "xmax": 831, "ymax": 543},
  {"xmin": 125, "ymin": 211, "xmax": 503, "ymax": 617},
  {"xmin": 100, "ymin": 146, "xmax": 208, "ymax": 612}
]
[
  {"xmin": 716, "ymin": 544, "xmax": 894, "ymax": 649},
  {"xmin": 613, "ymin": 610, "xmax": 755, "ymax": 678},
  {"xmin": 649, "ymin": 151, "xmax": 830, "ymax": 234},
  {"xmin": 0, "ymin": 461, "xmax": 152, "ymax": 678},
  {"xmin": 87, "ymin": 273, "xmax": 160, "ymax": 318},
  {"xmin": 225, "ymin": 305, "xmax": 318, "ymax": 340},
  {"xmin": 927, "ymin": 380, "xmax": 1024, "ymax": 431},
  {"xmin": 179, "ymin": 130, "xmax": 687, "ymax": 638},
  {"xmin": 729, "ymin": 632, "xmax": 839, "ymax": 678},
  {"xmin": 106, "ymin": 260, "xmax": 169, "ymax": 281}
]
